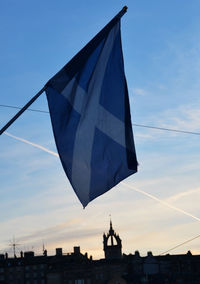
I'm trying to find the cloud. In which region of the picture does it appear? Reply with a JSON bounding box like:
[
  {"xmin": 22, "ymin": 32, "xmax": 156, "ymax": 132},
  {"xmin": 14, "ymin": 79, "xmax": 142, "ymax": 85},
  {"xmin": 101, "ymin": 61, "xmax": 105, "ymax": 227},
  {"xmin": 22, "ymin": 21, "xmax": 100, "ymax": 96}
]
[
  {"xmin": 159, "ymin": 105, "xmax": 200, "ymax": 133},
  {"xmin": 0, "ymin": 209, "xmax": 104, "ymax": 257},
  {"xmin": 17, "ymin": 218, "xmax": 101, "ymax": 244},
  {"xmin": 167, "ymin": 187, "xmax": 200, "ymax": 203},
  {"xmin": 134, "ymin": 132, "xmax": 154, "ymax": 141},
  {"xmin": 132, "ymin": 88, "xmax": 148, "ymax": 96}
]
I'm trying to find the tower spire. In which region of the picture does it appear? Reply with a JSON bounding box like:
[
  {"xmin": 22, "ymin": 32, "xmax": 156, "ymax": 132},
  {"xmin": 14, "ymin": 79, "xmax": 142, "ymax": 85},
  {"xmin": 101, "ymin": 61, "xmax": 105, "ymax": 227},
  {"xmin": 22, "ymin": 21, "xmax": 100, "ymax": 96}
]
[
  {"xmin": 110, "ymin": 219, "xmax": 113, "ymax": 230},
  {"xmin": 109, "ymin": 215, "xmax": 114, "ymax": 234},
  {"xmin": 103, "ymin": 219, "xmax": 122, "ymax": 259}
]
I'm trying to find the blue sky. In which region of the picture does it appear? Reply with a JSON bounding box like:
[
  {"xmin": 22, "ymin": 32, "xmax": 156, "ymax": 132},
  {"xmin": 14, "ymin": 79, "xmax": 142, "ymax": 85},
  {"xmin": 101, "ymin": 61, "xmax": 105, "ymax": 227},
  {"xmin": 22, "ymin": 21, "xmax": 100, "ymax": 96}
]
[{"xmin": 1, "ymin": 0, "xmax": 200, "ymax": 258}]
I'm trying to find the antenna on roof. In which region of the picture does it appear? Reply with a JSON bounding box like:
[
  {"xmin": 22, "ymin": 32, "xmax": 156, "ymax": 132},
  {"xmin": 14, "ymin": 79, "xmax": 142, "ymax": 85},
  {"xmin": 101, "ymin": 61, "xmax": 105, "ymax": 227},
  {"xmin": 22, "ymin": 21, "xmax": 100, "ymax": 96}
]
[
  {"xmin": 42, "ymin": 241, "xmax": 47, "ymax": 256},
  {"xmin": 9, "ymin": 236, "xmax": 20, "ymax": 258},
  {"xmin": 42, "ymin": 241, "xmax": 46, "ymax": 253}
]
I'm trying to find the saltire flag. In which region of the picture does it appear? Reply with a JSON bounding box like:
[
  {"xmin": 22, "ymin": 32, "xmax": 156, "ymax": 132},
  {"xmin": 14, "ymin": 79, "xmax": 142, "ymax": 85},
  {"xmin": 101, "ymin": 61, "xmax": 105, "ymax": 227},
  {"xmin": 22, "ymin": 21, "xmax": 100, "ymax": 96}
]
[{"xmin": 45, "ymin": 7, "xmax": 138, "ymax": 207}]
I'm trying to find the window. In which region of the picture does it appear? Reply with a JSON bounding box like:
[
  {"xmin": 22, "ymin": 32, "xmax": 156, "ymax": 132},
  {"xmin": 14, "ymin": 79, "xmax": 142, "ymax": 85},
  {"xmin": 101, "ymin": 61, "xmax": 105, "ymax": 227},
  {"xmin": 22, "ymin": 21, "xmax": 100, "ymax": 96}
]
[
  {"xmin": 41, "ymin": 271, "xmax": 45, "ymax": 277},
  {"xmin": 40, "ymin": 264, "xmax": 45, "ymax": 269},
  {"xmin": 75, "ymin": 280, "xmax": 84, "ymax": 284}
]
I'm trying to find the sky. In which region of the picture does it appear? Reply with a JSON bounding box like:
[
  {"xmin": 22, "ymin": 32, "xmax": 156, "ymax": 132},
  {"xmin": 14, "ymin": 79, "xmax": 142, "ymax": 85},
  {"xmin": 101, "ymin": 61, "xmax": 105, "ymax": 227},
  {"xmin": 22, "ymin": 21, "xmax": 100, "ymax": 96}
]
[{"xmin": 0, "ymin": 0, "xmax": 200, "ymax": 259}]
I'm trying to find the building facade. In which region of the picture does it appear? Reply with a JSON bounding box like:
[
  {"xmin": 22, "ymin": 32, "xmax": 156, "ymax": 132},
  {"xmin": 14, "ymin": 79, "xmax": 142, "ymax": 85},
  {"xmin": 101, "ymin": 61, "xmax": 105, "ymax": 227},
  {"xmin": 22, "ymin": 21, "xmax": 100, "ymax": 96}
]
[{"xmin": 0, "ymin": 222, "xmax": 200, "ymax": 284}]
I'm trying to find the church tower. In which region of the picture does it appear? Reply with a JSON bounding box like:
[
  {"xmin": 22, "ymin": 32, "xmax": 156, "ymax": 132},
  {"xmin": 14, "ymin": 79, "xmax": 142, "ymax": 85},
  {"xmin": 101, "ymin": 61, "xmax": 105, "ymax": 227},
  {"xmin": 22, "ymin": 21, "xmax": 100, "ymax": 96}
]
[{"xmin": 103, "ymin": 220, "xmax": 122, "ymax": 259}]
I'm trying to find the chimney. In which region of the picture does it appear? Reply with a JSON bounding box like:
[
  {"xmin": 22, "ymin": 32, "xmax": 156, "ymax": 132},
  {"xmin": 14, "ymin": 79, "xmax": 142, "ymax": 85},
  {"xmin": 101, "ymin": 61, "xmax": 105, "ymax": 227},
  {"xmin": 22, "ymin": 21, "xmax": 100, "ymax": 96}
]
[
  {"xmin": 24, "ymin": 251, "xmax": 34, "ymax": 258},
  {"xmin": 56, "ymin": 248, "xmax": 63, "ymax": 256},
  {"xmin": 73, "ymin": 246, "xmax": 80, "ymax": 255},
  {"xmin": 147, "ymin": 251, "xmax": 153, "ymax": 257}
]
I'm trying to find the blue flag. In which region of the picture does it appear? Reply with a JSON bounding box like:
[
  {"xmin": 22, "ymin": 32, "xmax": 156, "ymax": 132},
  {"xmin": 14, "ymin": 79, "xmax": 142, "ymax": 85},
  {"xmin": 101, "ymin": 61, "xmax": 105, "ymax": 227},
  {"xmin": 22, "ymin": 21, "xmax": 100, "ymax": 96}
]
[{"xmin": 45, "ymin": 8, "xmax": 138, "ymax": 207}]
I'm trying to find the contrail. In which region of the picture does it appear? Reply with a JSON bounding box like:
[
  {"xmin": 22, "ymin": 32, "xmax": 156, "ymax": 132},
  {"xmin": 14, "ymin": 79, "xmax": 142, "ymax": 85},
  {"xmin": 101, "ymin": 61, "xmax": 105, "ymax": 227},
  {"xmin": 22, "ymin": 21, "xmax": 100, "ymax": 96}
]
[
  {"xmin": 4, "ymin": 131, "xmax": 200, "ymax": 222},
  {"xmin": 4, "ymin": 132, "xmax": 59, "ymax": 157},
  {"xmin": 121, "ymin": 182, "xmax": 200, "ymax": 222}
]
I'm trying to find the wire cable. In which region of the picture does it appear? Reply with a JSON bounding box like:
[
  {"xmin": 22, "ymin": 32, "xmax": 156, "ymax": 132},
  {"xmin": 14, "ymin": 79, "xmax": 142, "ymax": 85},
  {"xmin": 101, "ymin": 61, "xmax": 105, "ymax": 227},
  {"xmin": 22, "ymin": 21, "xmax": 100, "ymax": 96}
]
[
  {"xmin": 0, "ymin": 104, "xmax": 49, "ymax": 114},
  {"xmin": 1, "ymin": 103, "xmax": 200, "ymax": 136},
  {"xmin": 132, "ymin": 123, "xmax": 200, "ymax": 136},
  {"xmin": 160, "ymin": 233, "xmax": 200, "ymax": 255}
]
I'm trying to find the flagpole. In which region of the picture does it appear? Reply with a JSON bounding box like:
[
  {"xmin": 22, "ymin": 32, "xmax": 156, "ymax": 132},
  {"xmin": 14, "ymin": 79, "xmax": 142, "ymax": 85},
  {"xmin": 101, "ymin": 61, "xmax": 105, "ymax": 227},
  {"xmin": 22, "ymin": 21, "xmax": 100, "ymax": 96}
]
[
  {"xmin": 0, "ymin": 86, "xmax": 46, "ymax": 135},
  {"xmin": 0, "ymin": 6, "xmax": 128, "ymax": 136}
]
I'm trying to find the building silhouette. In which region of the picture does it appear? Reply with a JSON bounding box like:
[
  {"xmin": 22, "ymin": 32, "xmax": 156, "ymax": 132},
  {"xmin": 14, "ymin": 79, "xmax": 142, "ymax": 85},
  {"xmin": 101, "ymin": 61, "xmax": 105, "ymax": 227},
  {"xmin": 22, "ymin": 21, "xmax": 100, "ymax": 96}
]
[
  {"xmin": 0, "ymin": 221, "xmax": 200, "ymax": 283},
  {"xmin": 103, "ymin": 220, "xmax": 122, "ymax": 260}
]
